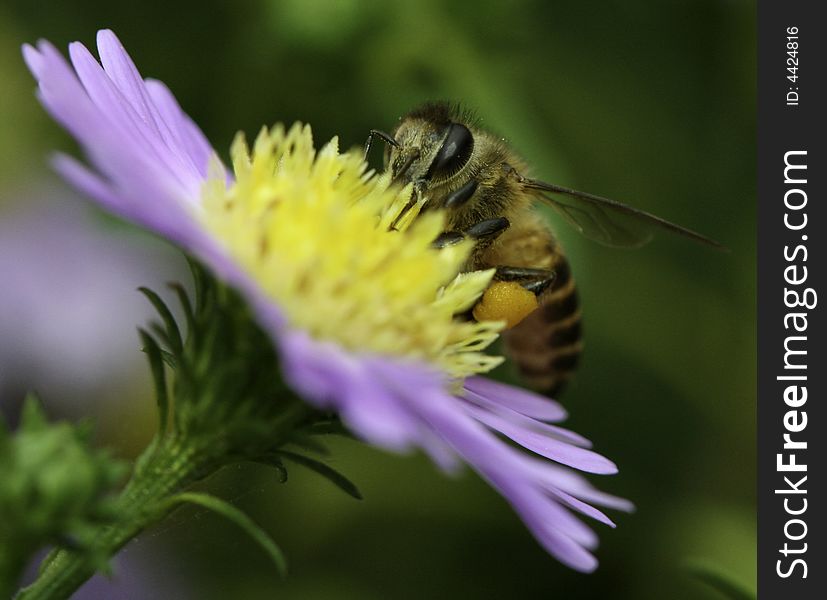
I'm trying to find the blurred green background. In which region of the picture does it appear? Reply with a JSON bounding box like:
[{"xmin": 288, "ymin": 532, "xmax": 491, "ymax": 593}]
[{"xmin": 0, "ymin": 1, "xmax": 755, "ymax": 598}]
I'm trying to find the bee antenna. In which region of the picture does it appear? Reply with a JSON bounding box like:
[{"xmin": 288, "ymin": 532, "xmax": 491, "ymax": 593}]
[{"xmin": 364, "ymin": 129, "xmax": 400, "ymax": 162}]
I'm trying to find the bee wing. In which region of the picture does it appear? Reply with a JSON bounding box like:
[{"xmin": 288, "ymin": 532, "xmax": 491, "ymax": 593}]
[{"xmin": 521, "ymin": 178, "xmax": 726, "ymax": 250}]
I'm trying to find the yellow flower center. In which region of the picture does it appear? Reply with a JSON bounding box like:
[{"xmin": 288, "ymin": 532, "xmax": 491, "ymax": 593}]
[{"xmin": 199, "ymin": 123, "xmax": 504, "ymax": 378}]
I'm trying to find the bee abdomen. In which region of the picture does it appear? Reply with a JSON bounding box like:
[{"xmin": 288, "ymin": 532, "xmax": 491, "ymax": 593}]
[{"xmin": 503, "ymin": 254, "xmax": 583, "ymax": 396}]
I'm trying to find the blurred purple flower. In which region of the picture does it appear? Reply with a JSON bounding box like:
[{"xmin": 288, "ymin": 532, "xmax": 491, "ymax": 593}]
[
  {"xmin": 0, "ymin": 188, "xmax": 185, "ymax": 406},
  {"xmin": 22, "ymin": 542, "xmax": 186, "ymax": 600},
  {"xmin": 22, "ymin": 30, "xmax": 632, "ymax": 571}
]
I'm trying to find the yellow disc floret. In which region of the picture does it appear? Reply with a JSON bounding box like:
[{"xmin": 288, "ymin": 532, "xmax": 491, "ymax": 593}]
[{"xmin": 199, "ymin": 123, "xmax": 505, "ymax": 378}]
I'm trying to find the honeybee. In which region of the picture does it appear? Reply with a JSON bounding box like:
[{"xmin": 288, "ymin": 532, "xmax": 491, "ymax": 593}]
[{"xmin": 365, "ymin": 102, "xmax": 723, "ymax": 395}]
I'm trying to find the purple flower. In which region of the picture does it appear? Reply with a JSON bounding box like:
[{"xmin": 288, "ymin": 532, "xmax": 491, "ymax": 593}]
[
  {"xmin": 21, "ymin": 545, "xmax": 187, "ymax": 600},
  {"xmin": 0, "ymin": 189, "xmax": 185, "ymax": 405},
  {"xmin": 23, "ymin": 29, "xmax": 632, "ymax": 571}
]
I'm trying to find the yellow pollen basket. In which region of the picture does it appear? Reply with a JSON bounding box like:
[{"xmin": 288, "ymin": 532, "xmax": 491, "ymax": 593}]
[
  {"xmin": 472, "ymin": 281, "xmax": 539, "ymax": 329},
  {"xmin": 199, "ymin": 123, "xmax": 505, "ymax": 378}
]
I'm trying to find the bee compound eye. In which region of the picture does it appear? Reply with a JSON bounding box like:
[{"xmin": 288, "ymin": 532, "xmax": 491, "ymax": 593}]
[{"xmin": 426, "ymin": 123, "xmax": 474, "ymax": 180}]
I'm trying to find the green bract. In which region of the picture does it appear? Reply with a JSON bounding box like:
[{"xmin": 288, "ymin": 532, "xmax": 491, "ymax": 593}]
[{"xmin": 0, "ymin": 398, "xmax": 126, "ymax": 597}]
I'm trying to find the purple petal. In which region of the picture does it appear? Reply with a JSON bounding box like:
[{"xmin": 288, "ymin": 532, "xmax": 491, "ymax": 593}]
[
  {"xmin": 510, "ymin": 483, "xmax": 600, "ymax": 550},
  {"xmin": 528, "ymin": 460, "xmax": 635, "ymax": 513},
  {"xmin": 463, "ymin": 376, "xmax": 567, "ymax": 422},
  {"xmin": 278, "ymin": 333, "xmax": 419, "ymax": 452},
  {"xmin": 69, "ymin": 42, "xmax": 165, "ymax": 167},
  {"xmin": 25, "ymin": 40, "xmax": 102, "ymax": 147},
  {"xmin": 463, "ymin": 387, "xmax": 592, "ymax": 448},
  {"xmin": 95, "ymin": 30, "xmax": 213, "ymax": 198},
  {"xmin": 95, "ymin": 30, "xmax": 156, "ymax": 124},
  {"xmin": 96, "ymin": 31, "xmax": 209, "ymax": 194},
  {"xmin": 466, "ymin": 403, "xmax": 617, "ymax": 474},
  {"xmin": 25, "ymin": 41, "xmax": 185, "ymax": 225},
  {"xmin": 145, "ymin": 79, "xmax": 214, "ymax": 179},
  {"xmin": 96, "ymin": 29, "xmax": 178, "ymax": 154},
  {"xmin": 550, "ymin": 489, "xmax": 617, "ymax": 528},
  {"xmin": 51, "ymin": 154, "xmax": 139, "ymax": 222},
  {"xmin": 522, "ymin": 507, "xmax": 600, "ymax": 572},
  {"xmin": 413, "ymin": 424, "xmax": 463, "ymax": 474},
  {"xmin": 24, "ymin": 32, "xmax": 250, "ymax": 306},
  {"xmin": 23, "ymin": 33, "xmax": 225, "ymax": 227},
  {"xmin": 565, "ymin": 486, "xmax": 635, "ymax": 513},
  {"xmin": 407, "ymin": 388, "xmax": 604, "ymax": 570}
]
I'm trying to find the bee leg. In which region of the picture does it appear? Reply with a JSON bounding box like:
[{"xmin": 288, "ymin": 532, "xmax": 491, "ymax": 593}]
[
  {"xmin": 494, "ymin": 266, "xmax": 556, "ymax": 298},
  {"xmin": 444, "ymin": 180, "xmax": 479, "ymax": 208},
  {"xmin": 432, "ymin": 217, "xmax": 510, "ymax": 249},
  {"xmin": 432, "ymin": 231, "xmax": 465, "ymax": 248}
]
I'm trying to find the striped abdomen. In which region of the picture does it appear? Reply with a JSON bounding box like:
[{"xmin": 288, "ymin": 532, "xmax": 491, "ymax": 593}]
[{"xmin": 500, "ymin": 240, "xmax": 583, "ymax": 396}]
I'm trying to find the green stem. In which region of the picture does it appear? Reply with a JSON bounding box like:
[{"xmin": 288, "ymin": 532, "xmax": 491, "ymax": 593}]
[{"xmin": 17, "ymin": 401, "xmax": 312, "ymax": 600}]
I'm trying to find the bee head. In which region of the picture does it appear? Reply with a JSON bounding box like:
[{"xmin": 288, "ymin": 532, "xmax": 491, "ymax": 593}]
[{"xmin": 388, "ymin": 102, "xmax": 475, "ymax": 186}]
